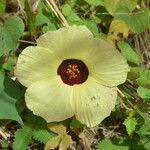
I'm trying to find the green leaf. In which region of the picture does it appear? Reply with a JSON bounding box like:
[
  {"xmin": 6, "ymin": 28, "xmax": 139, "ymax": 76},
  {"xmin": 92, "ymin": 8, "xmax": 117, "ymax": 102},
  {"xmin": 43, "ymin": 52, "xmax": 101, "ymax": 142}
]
[
  {"xmin": 136, "ymin": 68, "xmax": 150, "ymax": 88},
  {"xmin": 123, "ymin": 116, "xmax": 137, "ymax": 136},
  {"xmin": 13, "ymin": 111, "xmax": 55, "ymax": 149},
  {"xmin": 115, "ymin": 8, "xmax": 150, "ymax": 33},
  {"xmin": 26, "ymin": 111, "xmax": 55, "ymax": 144},
  {"xmin": 33, "ymin": 129, "xmax": 55, "ymax": 144},
  {"xmin": 35, "ymin": 10, "xmax": 50, "ymax": 27},
  {"xmin": 62, "ymin": 4, "xmax": 72, "ymax": 16},
  {"xmin": 0, "ymin": 70, "xmax": 5, "ymax": 92},
  {"xmin": 96, "ymin": 136, "xmax": 144, "ymax": 150},
  {"xmin": 0, "ymin": 25, "xmax": 15, "ymax": 56},
  {"xmin": 4, "ymin": 16, "xmax": 24, "ymax": 43},
  {"xmin": 104, "ymin": 0, "xmax": 137, "ymax": 14},
  {"xmin": 137, "ymin": 87, "xmax": 150, "ymax": 99},
  {"xmin": 0, "ymin": 75, "xmax": 23, "ymax": 124},
  {"xmin": 70, "ymin": 118, "xmax": 84, "ymax": 128},
  {"xmin": 0, "ymin": 16, "xmax": 24, "ymax": 56},
  {"xmin": 127, "ymin": 67, "xmax": 140, "ymax": 80},
  {"xmin": 84, "ymin": 0, "xmax": 103, "ymax": 6},
  {"xmin": 137, "ymin": 112, "xmax": 150, "ymax": 136},
  {"xmin": 47, "ymin": 23, "xmax": 58, "ymax": 31},
  {"xmin": 96, "ymin": 137, "xmax": 129, "ymax": 150},
  {"xmin": 137, "ymin": 124, "xmax": 150, "ymax": 136},
  {"xmin": 117, "ymin": 41, "xmax": 140, "ymax": 65},
  {"xmin": 13, "ymin": 124, "xmax": 33, "ymax": 150},
  {"xmin": 84, "ymin": 20, "xmax": 99, "ymax": 36},
  {"xmin": 67, "ymin": 13, "xmax": 81, "ymax": 22},
  {"xmin": 0, "ymin": 0, "xmax": 6, "ymax": 13},
  {"xmin": 2, "ymin": 56, "xmax": 15, "ymax": 71}
]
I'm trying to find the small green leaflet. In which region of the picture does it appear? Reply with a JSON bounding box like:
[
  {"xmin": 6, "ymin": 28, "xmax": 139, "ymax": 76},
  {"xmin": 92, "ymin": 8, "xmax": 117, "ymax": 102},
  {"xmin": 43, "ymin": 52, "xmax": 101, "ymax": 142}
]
[
  {"xmin": 61, "ymin": 4, "xmax": 81, "ymax": 23},
  {"xmin": 123, "ymin": 116, "xmax": 137, "ymax": 136},
  {"xmin": 117, "ymin": 41, "xmax": 140, "ymax": 65},
  {"xmin": 127, "ymin": 67, "xmax": 140, "ymax": 80},
  {"xmin": 137, "ymin": 87, "xmax": 150, "ymax": 99},
  {"xmin": 137, "ymin": 124, "xmax": 150, "ymax": 136},
  {"xmin": 33, "ymin": 129, "xmax": 55, "ymax": 144},
  {"xmin": 13, "ymin": 112, "xmax": 55, "ymax": 150},
  {"xmin": 62, "ymin": 4, "xmax": 72, "ymax": 16},
  {"xmin": 96, "ymin": 138, "xmax": 129, "ymax": 150},
  {"xmin": 96, "ymin": 136, "xmax": 145, "ymax": 150},
  {"xmin": 137, "ymin": 112, "xmax": 150, "ymax": 136},
  {"xmin": 13, "ymin": 124, "xmax": 33, "ymax": 150},
  {"xmin": 136, "ymin": 68, "xmax": 150, "ymax": 88}
]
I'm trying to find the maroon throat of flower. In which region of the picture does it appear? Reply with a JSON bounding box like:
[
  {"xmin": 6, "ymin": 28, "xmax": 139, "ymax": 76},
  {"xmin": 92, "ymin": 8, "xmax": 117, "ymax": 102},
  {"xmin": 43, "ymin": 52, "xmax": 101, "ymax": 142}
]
[{"xmin": 57, "ymin": 59, "xmax": 89, "ymax": 86}]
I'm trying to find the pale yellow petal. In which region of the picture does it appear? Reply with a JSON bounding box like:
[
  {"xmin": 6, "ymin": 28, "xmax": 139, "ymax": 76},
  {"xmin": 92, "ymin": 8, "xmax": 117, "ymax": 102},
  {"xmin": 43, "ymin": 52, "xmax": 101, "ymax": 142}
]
[
  {"xmin": 15, "ymin": 46, "xmax": 60, "ymax": 87},
  {"xmin": 37, "ymin": 25, "xmax": 93, "ymax": 60},
  {"xmin": 70, "ymin": 77, "xmax": 117, "ymax": 127},
  {"xmin": 84, "ymin": 39, "xmax": 129, "ymax": 87},
  {"xmin": 25, "ymin": 76, "xmax": 74, "ymax": 122}
]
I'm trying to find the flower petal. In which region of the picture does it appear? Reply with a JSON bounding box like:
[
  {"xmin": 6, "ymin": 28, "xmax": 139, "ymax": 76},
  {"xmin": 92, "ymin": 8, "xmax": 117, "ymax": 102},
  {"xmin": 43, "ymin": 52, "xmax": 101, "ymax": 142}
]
[
  {"xmin": 25, "ymin": 76, "xmax": 74, "ymax": 122},
  {"xmin": 85, "ymin": 39, "xmax": 129, "ymax": 87},
  {"xmin": 15, "ymin": 46, "xmax": 60, "ymax": 87},
  {"xmin": 36, "ymin": 25, "xmax": 93, "ymax": 60},
  {"xmin": 70, "ymin": 77, "xmax": 117, "ymax": 127}
]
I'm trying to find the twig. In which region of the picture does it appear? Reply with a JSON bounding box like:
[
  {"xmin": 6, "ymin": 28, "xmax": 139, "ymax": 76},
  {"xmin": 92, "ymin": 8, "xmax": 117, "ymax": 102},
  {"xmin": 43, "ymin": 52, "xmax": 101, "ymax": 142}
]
[
  {"xmin": 0, "ymin": 127, "xmax": 9, "ymax": 140},
  {"xmin": 118, "ymin": 96, "xmax": 132, "ymax": 110},
  {"xmin": 32, "ymin": 0, "xmax": 41, "ymax": 12},
  {"xmin": 97, "ymin": 11, "xmax": 145, "ymax": 15},
  {"xmin": 117, "ymin": 88, "xmax": 133, "ymax": 110},
  {"xmin": 18, "ymin": 39, "xmax": 36, "ymax": 45},
  {"xmin": 45, "ymin": 0, "xmax": 69, "ymax": 27},
  {"xmin": 17, "ymin": 0, "xmax": 26, "ymax": 19},
  {"xmin": 117, "ymin": 88, "xmax": 125, "ymax": 97}
]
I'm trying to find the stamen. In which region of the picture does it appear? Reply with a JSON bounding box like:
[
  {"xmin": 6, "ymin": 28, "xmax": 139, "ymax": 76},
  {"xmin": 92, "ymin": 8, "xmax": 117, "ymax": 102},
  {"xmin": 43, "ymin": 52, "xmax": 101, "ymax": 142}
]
[{"xmin": 66, "ymin": 64, "xmax": 80, "ymax": 79}]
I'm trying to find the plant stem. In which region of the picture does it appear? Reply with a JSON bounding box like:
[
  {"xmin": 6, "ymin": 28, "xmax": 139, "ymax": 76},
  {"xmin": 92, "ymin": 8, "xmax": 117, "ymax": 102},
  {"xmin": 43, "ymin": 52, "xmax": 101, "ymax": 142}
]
[{"xmin": 45, "ymin": 0, "xmax": 69, "ymax": 27}]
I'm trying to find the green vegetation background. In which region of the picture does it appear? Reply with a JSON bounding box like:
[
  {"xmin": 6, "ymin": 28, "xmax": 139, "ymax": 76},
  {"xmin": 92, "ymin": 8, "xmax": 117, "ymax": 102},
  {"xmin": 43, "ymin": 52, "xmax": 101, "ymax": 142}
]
[{"xmin": 0, "ymin": 0, "xmax": 150, "ymax": 149}]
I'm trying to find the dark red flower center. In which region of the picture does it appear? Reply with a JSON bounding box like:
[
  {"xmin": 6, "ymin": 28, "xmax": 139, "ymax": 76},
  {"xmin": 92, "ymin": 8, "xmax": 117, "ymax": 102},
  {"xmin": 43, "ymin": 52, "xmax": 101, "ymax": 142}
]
[{"xmin": 57, "ymin": 59, "xmax": 89, "ymax": 86}]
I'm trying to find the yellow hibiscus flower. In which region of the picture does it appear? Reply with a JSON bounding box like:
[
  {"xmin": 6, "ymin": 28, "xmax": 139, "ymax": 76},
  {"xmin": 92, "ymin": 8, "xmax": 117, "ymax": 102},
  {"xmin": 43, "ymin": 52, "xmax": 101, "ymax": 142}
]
[{"xmin": 15, "ymin": 25, "xmax": 129, "ymax": 127}]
